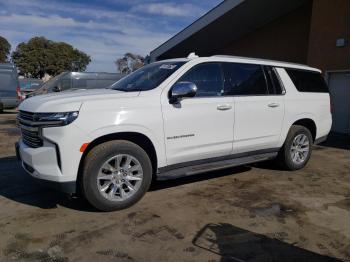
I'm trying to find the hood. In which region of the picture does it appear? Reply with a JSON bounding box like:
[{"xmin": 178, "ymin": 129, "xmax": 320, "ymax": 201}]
[{"xmin": 19, "ymin": 89, "xmax": 139, "ymax": 112}]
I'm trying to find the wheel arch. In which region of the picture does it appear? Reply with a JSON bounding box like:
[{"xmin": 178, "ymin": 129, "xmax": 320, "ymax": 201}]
[
  {"xmin": 76, "ymin": 132, "xmax": 158, "ymax": 194},
  {"xmin": 291, "ymin": 118, "xmax": 317, "ymax": 142}
]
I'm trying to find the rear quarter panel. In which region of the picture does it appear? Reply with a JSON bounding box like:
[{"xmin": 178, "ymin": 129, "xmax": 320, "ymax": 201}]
[{"xmin": 276, "ymin": 68, "xmax": 332, "ymax": 147}]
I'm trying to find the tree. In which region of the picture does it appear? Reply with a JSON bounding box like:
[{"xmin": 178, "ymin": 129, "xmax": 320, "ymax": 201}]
[
  {"xmin": 115, "ymin": 53, "xmax": 144, "ymax": 74},
  {"xmin": 11, "ymin": 37, "xmax": 91, "ymax": 78},
  {"xmin": 0, "ymin": 36, "xmax": 11, "ymax": 63}
]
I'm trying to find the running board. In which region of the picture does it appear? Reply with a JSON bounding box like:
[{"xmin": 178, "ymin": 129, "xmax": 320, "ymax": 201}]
[{"xmin": 157, "ymin": 152, "xmax": 277, "ymax": 180}]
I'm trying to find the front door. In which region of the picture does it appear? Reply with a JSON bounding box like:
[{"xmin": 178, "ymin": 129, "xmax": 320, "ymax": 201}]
[{"xmin": 161, "ymin": 63, "xmax": 234, "ymax": 166}]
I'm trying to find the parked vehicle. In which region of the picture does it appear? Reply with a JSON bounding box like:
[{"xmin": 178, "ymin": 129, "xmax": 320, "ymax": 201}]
[
  {"xmin": 19, "ymin": 78, "xmax": 43, "ymax": 100},
  {"xmin": 16, "ymin": 54, "xmax": 332, "ymax": 211},
  {"xmin": 0, "ymin": 63, "xmax": 20, "ymax": 112},
  {"xmin": 28, "ymin": 72, "xmax": 124, "ymax": 98}
]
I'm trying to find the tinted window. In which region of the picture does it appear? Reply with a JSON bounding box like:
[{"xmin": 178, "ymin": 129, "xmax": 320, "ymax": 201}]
[
  {"xmin": 60, "ymin": 79, "xmax": 71, "ymax": 91},
  {"xmin": 264, "ymin": 66, "xmax": 283, "ymax": 95},
  {"xmin": 47, "ymin": 77, "xmax": 70, "ymax": 92},
  {"xmin": 74, "ymin": 79, "xmax": 118, "ymax": 89},
  {"xmin": 0, "ymin": 71, "xmax": 16, "ymax": 91},
  {"xmin": 111, "ymin": 61, "xmax": 185, "ymax": 92},
  {"xmin": 222, "ymin": 63, "xmax": 268, "ymax": 96},
  {"xmin": 72, "ymin": 78, "xmax": 86, "ymax": 89},
  {"xmin": 178, "ymin": 63, "xmax": 223, "ymax": 97},
  {"xmin": 40, "ymin": 72, "xmax": 67, "ymax": 92},
  {"xmin": 286, "ymin": 69, "xmax": 329, "ymax": 93}
]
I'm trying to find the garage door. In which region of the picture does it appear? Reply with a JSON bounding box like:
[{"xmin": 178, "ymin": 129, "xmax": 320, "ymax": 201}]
[{"xmin": 328, "ymin": 72, "xmax": 350, "ymax": 134}]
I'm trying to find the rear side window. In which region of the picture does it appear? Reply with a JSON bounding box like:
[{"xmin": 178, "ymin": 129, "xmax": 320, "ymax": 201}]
[
  {"xmin": 286, "ymin": 69, "xmax": 329, "ymax": 93},
  {"xmin": 0, "ymin": 71, "xmax": 16, "ymax": 91},
  {"xmin": 222, "ymin": 63, "xmax": 268, "ymax": 96},
  {"xmin": 264, "ymin": 66, "xmax": 284, "ymax": 95},
  {"xmin": 178, "ymin": 63, "xmax": 223, "ymax": 97}
]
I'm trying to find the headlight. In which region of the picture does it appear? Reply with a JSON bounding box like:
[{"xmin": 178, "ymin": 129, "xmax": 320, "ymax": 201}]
[{"xmin": 35, "ymin": 111, "xmax": 79, "ymax": 126}]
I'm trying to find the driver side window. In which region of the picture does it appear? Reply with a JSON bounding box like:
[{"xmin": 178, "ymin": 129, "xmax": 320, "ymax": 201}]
[{"xmin": 177, "ymin": 63, "xmax": 224, "ymax": 97}]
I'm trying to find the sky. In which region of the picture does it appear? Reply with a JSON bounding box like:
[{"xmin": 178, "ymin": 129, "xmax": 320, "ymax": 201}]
[{"xmin": 0, "ymin": 0, "xmax": 222, "ymax": 72}]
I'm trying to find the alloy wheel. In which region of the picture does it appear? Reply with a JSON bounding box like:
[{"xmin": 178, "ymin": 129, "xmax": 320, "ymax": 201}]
[
  {"xmin": 96, "ymin": 154, "xmax": 143, "ymax": 201},
  {"xmin": 290, "ymin": 134, "xmax": 310, "ymax": 164}
]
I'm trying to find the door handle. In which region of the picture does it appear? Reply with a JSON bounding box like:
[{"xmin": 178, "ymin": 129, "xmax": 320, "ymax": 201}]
[
  {"xmin": 217, "ymin": 104, "xmax": 232, "ymax": 111},
  {"xmin": 268, "ymin": 102, "xmax": 280, "ymax": 108}
]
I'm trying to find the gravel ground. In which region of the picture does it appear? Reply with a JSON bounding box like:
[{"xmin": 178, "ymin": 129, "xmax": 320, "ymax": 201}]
[{"xmin": 0, "ymin": 110, "xmax": 349, "ymax": 261}]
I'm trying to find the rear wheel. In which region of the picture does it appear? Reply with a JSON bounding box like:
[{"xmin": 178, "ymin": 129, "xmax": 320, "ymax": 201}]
[
  {"xmin": 278, "ymin": 125, "xmax": 313, "ymax": 170},
  {"xmin": 81, "ymin": 140, "xmax": 152, "ymax": 211}
]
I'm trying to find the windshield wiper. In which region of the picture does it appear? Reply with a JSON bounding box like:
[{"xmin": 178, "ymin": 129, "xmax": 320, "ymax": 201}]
[{"xmin": 112, "ymin": 87, "xmax": 141, "ymax": 92}]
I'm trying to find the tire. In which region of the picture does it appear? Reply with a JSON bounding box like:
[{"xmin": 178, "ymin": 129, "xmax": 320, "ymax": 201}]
[
  {"xmin": 81, "ymin": 140, "xmax": 153, "ymax": 211},
  {"xmin": 278, "ymin": 125, "xmax": 313, "ymax": 170}
]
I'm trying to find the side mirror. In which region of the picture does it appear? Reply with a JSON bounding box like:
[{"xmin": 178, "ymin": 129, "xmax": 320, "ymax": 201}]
[
  {"xmin": 169, "ymin": 82, "xmax": 197, "ymax": 104},
  {"xmin": 52, "ymin": 86, "xmax": 61, "ymax": 92}
]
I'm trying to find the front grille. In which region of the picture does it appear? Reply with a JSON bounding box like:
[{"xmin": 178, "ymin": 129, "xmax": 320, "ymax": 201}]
[
  {"xmin": 18, "ymin": 111, "xmax": 43, "ymax": 148},
  {"xmin": 20, "ymin": 126, "xmax": 43, "ymax": 148}
]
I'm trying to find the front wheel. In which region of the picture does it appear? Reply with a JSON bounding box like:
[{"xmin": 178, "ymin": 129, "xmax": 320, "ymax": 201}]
[
  {"xmin": 81, "ymin": 140, "xmax": 152, "ymax": 211},
  {"xmin": 278, "ymin": 125, "xmax": 313, "ymax": 170}
]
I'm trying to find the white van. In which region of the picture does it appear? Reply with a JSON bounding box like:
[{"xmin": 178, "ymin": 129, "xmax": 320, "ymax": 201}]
[
  {"xmin": 28, "ymin": 72, "xmax": 124, "ymax": 98},
  {"xmin": 16, "ymin": 55, "xmax": 332, "ymax": 211},
  {"xmin": 0, "ymin": 63, "xmax": 20, "ymax": 112}
]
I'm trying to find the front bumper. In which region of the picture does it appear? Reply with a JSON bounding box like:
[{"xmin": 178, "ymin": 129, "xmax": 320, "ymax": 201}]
[{"xmin": 16, "ymin": 140, "xmax": 76, "ymax": 194}]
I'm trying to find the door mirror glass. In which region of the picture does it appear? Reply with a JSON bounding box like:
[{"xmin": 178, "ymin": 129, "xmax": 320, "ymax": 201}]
[{"xmin": 169, "ymin": 82, "xmax": 197, "ymax": 104}]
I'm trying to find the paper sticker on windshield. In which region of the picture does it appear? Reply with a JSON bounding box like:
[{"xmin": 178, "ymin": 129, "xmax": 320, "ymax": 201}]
[{"xmin": 160, "ymin": 64, "xmax": 177, "ymax": 70}]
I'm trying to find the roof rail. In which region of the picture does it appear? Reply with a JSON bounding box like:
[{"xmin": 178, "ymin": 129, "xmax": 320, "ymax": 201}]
[{"xmin": 211, "ymin": 55, "xmax": 311, "ymax": 68}]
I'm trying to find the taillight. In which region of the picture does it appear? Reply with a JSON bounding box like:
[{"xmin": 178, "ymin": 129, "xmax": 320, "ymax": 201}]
[{"xmin": 16, "ymin": 86, "xmax": 22, "ymax": 101}]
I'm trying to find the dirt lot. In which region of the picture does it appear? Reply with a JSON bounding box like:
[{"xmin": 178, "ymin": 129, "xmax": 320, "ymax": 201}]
[{"xmin": 0, "ymin": 110, "xmax": 350, "ymax": 262}]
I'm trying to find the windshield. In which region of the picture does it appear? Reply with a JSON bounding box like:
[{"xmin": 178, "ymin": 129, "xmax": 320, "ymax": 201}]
[
  {"xmin": 38, "ymin": 72, "xmax": 66, "ymax": 92},
  {"xmin": 110, "ymin": 61, "xmax": 186, "ymax": 92}
]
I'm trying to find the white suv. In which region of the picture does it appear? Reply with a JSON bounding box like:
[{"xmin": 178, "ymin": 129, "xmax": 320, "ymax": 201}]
[{"xmin": 16, "ymin": 55, "xmax": 332, "ymax": 211}]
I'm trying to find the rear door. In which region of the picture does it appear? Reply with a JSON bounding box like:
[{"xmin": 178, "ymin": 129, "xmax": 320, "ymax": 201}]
[{"xmin": 222, "ymin": 63, "xmax": 285, "ymax": 154}]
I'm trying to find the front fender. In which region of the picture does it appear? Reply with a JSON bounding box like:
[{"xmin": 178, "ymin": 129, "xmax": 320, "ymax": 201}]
[{"xmin": 87, "ymin": 124, "xmax": 166, "ymax": 167}]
